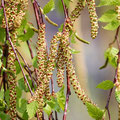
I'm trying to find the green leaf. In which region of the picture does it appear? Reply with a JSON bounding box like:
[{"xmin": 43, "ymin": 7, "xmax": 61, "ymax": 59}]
[
  {"xmin": 27, "ymin": 101, "xmax": 38, "ymax": 119},
  {"xmin": 43, "ymin": 104, "xmax": 52, "ymax": 116},
  {"xmin": 47, "ymin": 97, "xmax": 61, "ymax": 112},
  {"xmin": 86, "ymin": 102, "xmax": 104, "ymax": 120},
  {"xmin": 22, "ymin": 110, "xmax": 29, "ymax": 120},
  {"xmin": 70, "ymin": 32, "xmax": 76, "ymax": 44},
  {"xmin": 18, "ymin": 77, "xmax": 26, "ymax": 91},
  {"xmin": 115, "ymin": 89, "xmax": 120, "ymax": 103},
  {"xmin": 16, "ymin": 86, "xmax": 22, "ymax": 99},
  {"xmin": 71, "ymin": 48, "xmax": 80, "ymax": 54},
  {"xmin": 5, "ymin": 90, "xmax": 10, "ymax": 106},
  {"xmin": 0, "ymin": 112, "xmax": 10, "ymax": 120},
  {"xmin": 56, "ymin": 85, "xmax": 65, "ymax": 111},
  {"xmin": 0, "ymin": 99, "xmax": 6, "ymax": 111},
  {"xmin": 0, "ymin": 89, "xmax": 4, "ymax": 99},
  {"xmin": 104, "ymin": 47, "xmax": 118, "ymax": 67},
  {"xmin": 17, "ymin": 98, "xmax": 27, "ymax": 114},
  {"xmin": 99, "ymin": 10, "xmax": 117, "ymax": 23},
  {"xmin": 0, "ymin": 8, "xmax": 3, "ymax": 24},
  {"xmin": 15, "ymin": 60, "xmax": 21, "ymax": 74},
  {"xmin": 32, "ymin": 56, "xmax": 38, "ymax": 68},
  {"xmin": 98, "ymin": 0, "xmax": 120, "ymax": 7},
  {"xmin": 17, "ymin": 22, "xmax": 34, "ymax": 42},
  {"xmin": 96, "ymin": 80, "xmax": 114, "ymax": 90},
  {"xmin": 0, "ymin": 28, "xmax": 6, "ymax": 43},
  {"xmin": 103, "ymin": 20, "xmax": 120, "ymax": 31},
  {"xmin": 58, "ymin": 23, "xmax": 64, "ymax": 32},
  {"xmin": 43, "ymin": 0, "xmax": 55, "ymax": 14}
]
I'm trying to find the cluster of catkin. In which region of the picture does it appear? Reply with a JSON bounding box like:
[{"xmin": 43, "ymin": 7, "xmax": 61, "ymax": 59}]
[
  {"xmin": 2, "ymin": 0, "xmax": 28, "ymax": 119},
  {"xmin": 29, "ymin": 0, "xmax": 98, "ymax": 118}
]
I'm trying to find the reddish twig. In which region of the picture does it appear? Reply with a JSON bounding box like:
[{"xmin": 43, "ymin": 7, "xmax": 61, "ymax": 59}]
[
  {"xmin": 16, "ymin": 48, "xmax": 36, "ymax": 89},
  {"xmin": 63, "ymin": 71, "xmax": 71, "ymax": 120},
  {"xmin": 55, "ymin": 111, "xmax": 58, "ymax": 120},
  {"xmin": 1, "ymin": 0, "xmax": 33, "ymax": 95},
  {"xmin": 105, "ymin": 26, "xmax": 120, "ymax": 120}
]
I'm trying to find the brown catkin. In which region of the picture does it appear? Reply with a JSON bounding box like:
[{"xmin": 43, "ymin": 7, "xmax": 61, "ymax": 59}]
[
  {"xmin": 116, "ymin": 6, "xmax": 120, "ymax": 21},
  {"xmin": 56, "ymin": 43, "xmax": 65, "ymax": 87},
  {"xmin": 70, "ymin": 0, "xmax": 85, "ymax": 23},
  {"xmin": 86, "ymin": 0, "xmax": 98, "ymax": 39}
]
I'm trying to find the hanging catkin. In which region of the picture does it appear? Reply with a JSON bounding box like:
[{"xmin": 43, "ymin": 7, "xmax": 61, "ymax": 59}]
[
  {"xmin": 86, "ymin": 0, "xmax": 98, "ymax": 39},
  {"xmin": 7, "ymin": 32, "xmax": 17, "ymax": 120},
  {"xmin": 2, "ymin": 0, "xmax": 28, "ymax": 119},
  {"xmin": 36, "ymin": 23, "xmax": 47, "ymax": 119},
  {"xmin": 70, "ymin": 0, "xmax": 85, "ymax": 22},
  {"xmin": 56, "ymin": 43, "xmax": 65, "ymax": 87},
  {"xmin": 60, "ymin": 18, "xmax": 95, "ymax": 105}
]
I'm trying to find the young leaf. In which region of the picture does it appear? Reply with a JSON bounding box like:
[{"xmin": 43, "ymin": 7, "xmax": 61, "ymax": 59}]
[
  {"xmin": 70, "ymin": 32, "xmax": 76, "ymax": 44},
  {"xmin": 103, "ymin": 20, "xmax": 120, "ymax": 31},
  {"xmin": 22, "ymin": 110, "xmax": 29, "ymax": 120},
  {"xmin": 58, "ymin": 23, "xmax": 64, "ymax": 32},
  {"xmin": 18, "ymin": 77, "xmax": 26, "ymax": 91},
  {"xmin": 18, "ymin": 24, "xmax": 34, "ymax": 42},
  {"xmin": 5, "ymin": 90, "xmax": 10, "ymax": 106},
  {"xmin": 115, "ymin": 89, "xmax": 120, "ymax": 103},
  {"xmin": 86, "ymin": 102, "xmax": 104, "ymax": 120},
  {"xmin": 27, "ymin": 101, "xmax": 38, "ymax": 119},
  {"xmin": 47, "ymin": 97, "xmax": 61, "ymax": 112},
  {"xmin": 99, "ymin": 10, "xmax": 117, "ymax": 23},
  {"xmin": 17, "ymin": 98, "xmax": 27, "ymax": 114},
  {"xmin": 43, "ymin": 104, "xmax": 52, "ymax": 116},
  {"xmin": 32, "ymin": 56, "xmax": 38, "ymax": 68},
  {"xmin": 96, "ymin": 80, "xmax": 114, "ymax": 90},
  {"xmin": 56, "ymin": 85, "xmax": 65, "ymax": 111},
  {"xmin": 0, "ymin": 112, "xmax": 10, "ymax": 120},
  {"xmin": 0, "ymin": 99, "xmax": 6, "ymax": 111},
  {"xmin": 0, "ymin": 89, "xmax": 4, "ymax": 99},
  {"xmin": 43, "ymin": 0, "xmax": 55, "ymax": 14},
  {"xmin": 104, "ymin": 47, "xmax": 118, "ymax": 67}
]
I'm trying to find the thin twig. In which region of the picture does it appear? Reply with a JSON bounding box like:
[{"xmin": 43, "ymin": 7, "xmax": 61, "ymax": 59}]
[
  {"xmin": 61, "ymin": 0, "xmax": 68, "ymax": 18},
  {"xmin": 105, "ymin": 26, "xmax": 120, "ymax": 120},
  {"xmin": 16, "ymin": 48, "xmax": 36, "ymax": 89},
  {"xmin": 63, "ymin": 71, "xmax": 71, "ymax": 120},
  {"xmin": 55, "ymin": 111, "xmax": 58, "ymax": 120},
  {"xmin": 1, "ymin": 0, "xmax": 33, "ymax": 95}
]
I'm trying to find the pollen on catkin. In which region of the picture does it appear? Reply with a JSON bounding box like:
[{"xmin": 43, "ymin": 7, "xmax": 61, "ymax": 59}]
[
  {"xmin": 44, "ymin": 32, "xmax": 62, "ymax": 100},
  {"xmin": 56, "ymin": 43, "xmax": 65, "ymax": 87},
  {"xmin": 70, "ymin": 0, "xmax": 85, "ymax": 22},
  {"xmin": 86, "ymin": 0, "xmax": 98, "ymax": 39},
  {"xmin": 7, "ymin": 32, "xmax": 17, "ymax": 120}
]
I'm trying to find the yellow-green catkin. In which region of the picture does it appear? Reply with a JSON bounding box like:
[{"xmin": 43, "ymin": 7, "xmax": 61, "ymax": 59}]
[
  {"xmin": 70, "ymin": 0, "xmax": 85, "ymax": 23},
  {"xmin": 116, "ymin": 6, "xmax": 120, "ymax": 21},
  {"xmin": 56, "ymin": 43, "xmax": 65, "ymax": 87},
  {"xmin": 36, "ymin": 24, "xmax": 47, "ymax": 119},
  {"xmin": 7, "ymin": 32, "xmax": 17, "ymax": 120},
  {"xmin": 2, "ymin": 0, "xmax": 28, "ymax": 119},
  {"xmin": 61, "ymin": 18, "xmax": 95, "ymax": 105},
  {"xmin": 86, "ymin": 0, "xmax": 98, "ymax": 39},
  {"xmin": 44, "ymin": 32, "xmax": 62, "ymax": 100}
]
